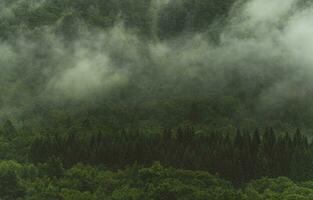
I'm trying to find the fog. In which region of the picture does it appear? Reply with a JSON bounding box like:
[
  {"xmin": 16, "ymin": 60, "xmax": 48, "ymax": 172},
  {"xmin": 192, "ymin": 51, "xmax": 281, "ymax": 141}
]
[{"xmin": 0, "ymin": 0, "xmax": 313, "ymax": 130}]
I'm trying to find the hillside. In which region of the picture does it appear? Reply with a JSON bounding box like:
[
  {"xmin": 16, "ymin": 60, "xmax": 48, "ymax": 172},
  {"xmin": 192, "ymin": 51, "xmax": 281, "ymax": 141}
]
[
  {"xmin": 0, "ymin": 0, "xmax": 313, "ymax": 133},
  {"xmin": 0, "ymin": 0, "xmax": 313, "ymax": 199}
]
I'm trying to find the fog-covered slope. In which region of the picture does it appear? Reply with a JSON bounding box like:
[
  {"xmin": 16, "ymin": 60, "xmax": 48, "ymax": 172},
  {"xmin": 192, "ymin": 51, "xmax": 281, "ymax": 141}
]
[{"xmin": 1, "ymin": 0, "xmax": 313, "ymax": 134}]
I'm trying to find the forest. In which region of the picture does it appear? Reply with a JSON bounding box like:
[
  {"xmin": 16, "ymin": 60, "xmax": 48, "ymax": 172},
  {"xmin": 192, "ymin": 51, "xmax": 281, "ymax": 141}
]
[{"xmin": 1, "ymin": 0, "xmax": 313, "ymax": 199}]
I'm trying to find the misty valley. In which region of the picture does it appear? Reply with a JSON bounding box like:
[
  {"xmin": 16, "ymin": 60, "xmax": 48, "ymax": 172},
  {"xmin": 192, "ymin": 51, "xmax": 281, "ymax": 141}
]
[{"xmin": 1, "ymin": 0, "xmax": 313, "ymax": 199}]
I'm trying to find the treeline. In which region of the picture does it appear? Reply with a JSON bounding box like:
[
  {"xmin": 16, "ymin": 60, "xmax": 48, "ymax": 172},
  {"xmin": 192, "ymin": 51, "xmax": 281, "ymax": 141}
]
[{"xmin": 30, "ymin": 127, "xmax": 313, "ymax": 184}]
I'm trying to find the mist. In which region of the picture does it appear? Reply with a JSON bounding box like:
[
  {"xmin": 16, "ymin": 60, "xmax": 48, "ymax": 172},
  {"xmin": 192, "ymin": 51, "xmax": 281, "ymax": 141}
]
[{"xmin": 1, "ymin": 0, "xmax": 313, "ymax": 132}]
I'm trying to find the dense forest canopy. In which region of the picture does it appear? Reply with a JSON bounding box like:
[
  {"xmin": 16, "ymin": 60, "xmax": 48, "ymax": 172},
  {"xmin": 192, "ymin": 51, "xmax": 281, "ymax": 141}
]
[
  {"xmin": 1, "ymin": 0, "xmax": 313, "ymax": 199},
  {"xmin": 4, "ymin": 160, "xmax": 313, "ymax": 200}
]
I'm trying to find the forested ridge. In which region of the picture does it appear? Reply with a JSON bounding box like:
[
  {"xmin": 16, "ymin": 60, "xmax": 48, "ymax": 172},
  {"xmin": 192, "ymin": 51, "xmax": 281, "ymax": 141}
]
[
  {"xmin": 30, "ymin": 127, "xmax": 313, "ymax": 184},
  {"xmin": 1, "ymin": 0, "xmax": 313, "ymax": 199}
]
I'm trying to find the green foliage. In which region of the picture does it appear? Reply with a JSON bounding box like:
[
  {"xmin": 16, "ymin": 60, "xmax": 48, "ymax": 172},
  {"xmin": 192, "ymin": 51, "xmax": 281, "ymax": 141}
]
[
  {"xmin": 0, "ymin": 0, "xmax": 313, "ymax": 199},
  {"xmin": 29, "ymin": 127, "xmax": 313, "ymax": 184},
  {"xmin": 0, "ymin": 161, "xmax": 311, "ymax": 199},
  {"xmin": 0, "ymin": 161, "xmax": 25, "ymax": 200}
]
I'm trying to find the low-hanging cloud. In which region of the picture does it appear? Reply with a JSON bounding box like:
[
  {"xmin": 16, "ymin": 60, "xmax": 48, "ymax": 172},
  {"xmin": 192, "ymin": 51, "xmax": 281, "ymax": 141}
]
[{"xmin": 1, "ymin": 0, "xmax": 313, "ymax": 129}]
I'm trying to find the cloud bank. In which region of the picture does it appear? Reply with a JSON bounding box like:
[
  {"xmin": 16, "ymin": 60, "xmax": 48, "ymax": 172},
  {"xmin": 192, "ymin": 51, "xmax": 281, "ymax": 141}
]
[{"xmin": 1, "ymin": 0, "xmax": 313, "ymax": 129}]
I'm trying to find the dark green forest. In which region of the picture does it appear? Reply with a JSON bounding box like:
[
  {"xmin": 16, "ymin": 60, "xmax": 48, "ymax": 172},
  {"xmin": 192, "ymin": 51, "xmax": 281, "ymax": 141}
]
[{"xmin": 1, "ymin": 0, "xmax": 313, "ymax": 199}]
